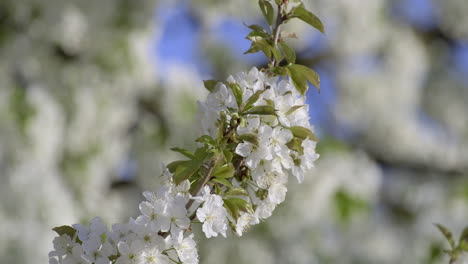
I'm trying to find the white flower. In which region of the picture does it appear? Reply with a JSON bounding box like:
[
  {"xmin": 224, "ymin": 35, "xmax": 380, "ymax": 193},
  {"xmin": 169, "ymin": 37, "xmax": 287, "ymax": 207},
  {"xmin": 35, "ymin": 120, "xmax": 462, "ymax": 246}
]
[
  {"xmin": 235, "ymin": 212, "xmax": 259, "ymax": 236},
  {"xmin": 173, "ymin": 232, "xmax": 199, "ymax": 264},
  {"xmin": 139, "ymin": 246, "xmax": 169, "ymax": 264},
  {"xmin": 73, "ymin": 217, "xmax": 107, "ymax": 242},
  {"xmin": 267, "ymin": 183, "xmax": 287, "ymax": 205},
  {"xmin": 135, "ymin": 200, "xmax": 170, "ymax": 232},
  {"xmin": 255, "ymin": 200, "xmax": 276, "ymax": 219},
  {"xmin": 267, "ymin": 126, "xmax": 294, "ymax": 172},
  {"xmin": 81, "ymin": 235, "xmax": 112, "ymax": 264},
  {"xmin": 196, "ymin": 194, "xmax": 228, "ymax": 238},
  {"xmin": 165, "ymin": 195, "xmax": 191, "ymax": 235},
  {"xmin": 62, "ymin": 245, "xmax": 86, "ymax": 264},
  {"xmin": 291, "ymin": 139, "xmax": 319, "ymax": 183},
  {"xmin": 115, "ymin": 240, "xmax": 144, "ymax": 264},
  {"xmin": 49, "ymin": 234, "xmax": 75, "ymax": 258},
  {"xmin": 236, "ymin": 125, "xmax": 273, "ymax": 169}
]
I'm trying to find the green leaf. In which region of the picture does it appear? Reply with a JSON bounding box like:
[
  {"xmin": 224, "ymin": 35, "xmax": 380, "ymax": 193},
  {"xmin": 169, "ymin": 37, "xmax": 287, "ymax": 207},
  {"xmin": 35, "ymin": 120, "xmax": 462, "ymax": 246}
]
[
  {"xmin": 203, "ymin": 80, "xmax": 218, "ymax": 92},
  {"xmin": 459, "ymin": 227, "xmax": 468, "ymax": 244},
  {"xmin": 435, "ymin": 224, "xmax": 455, "ymax": 249},
  {"xmin": 289, "ymin": 126, "xmax": 317, "ymax": 141},
  {"xmin": 247, "ymin": 24, "xmax": 266, "ymax": 32},
  {"xmin": 244, "ymin": 37, "xmax": 272, "ymax": 58},
  {"xmin": 167, "ymin": 160, "xmax": 186, "ymax": 173},
  {"xmin": 271, "ymin": 46, "xmax": 281, "ymax": 62},
  {"xmin": 223, "ymin": 198, "xmax": 249, "ymax": 221},
  {"xmin": 291, "ymin": 4, "xmax": 325, "ymax": 34},
  {"xmin": 272, "ymin": 66, "xmax": 288, "ymax": 77},
  {"xmin": 243, "ymin": 90, "xmax": 266, "ymax": 111},
  {"xmin": 242, "ymin": 105, "xmax": 276, "ymax": 116},
  {"xmin": 259, "ymin": 0, "xmax": 275, "ymax": 25},
  {"xmin": 196, "ymin": 135, "xmax": 217, "ymax": 146},
  {"xmin": 213, "ymin": 164, "xmax": 235, "ymax": 178},
  {"xmin": 286, "ymin": 105, "xmax": 304, "ymax": 115},
  {"xmin": 223, "ymin": 149, "xmax": 233, "ymax": 163},
  {"xmin": 287, "ymin": 64, "xmax": 320, "ymax": 95},
  {"xmin": 225, "ymin": 188, "xmax": 248, "ymax": 197},
  {"xmin": 173, "ymin": 160, "xmax": 201, "ymax": 184},
  {"xmin": 170, "ymin": 147, "xmax": 196, "ymax": 159},
  {"xmin": 286, "ymin": 137, "xmax": 304, "ymax": 154},
  {"xmin": 238, "ymin": 133, "xmax": 259, "ymax": 146},
  {"xmin": 227, "ymin": 82, "xmax": 243, "ymax": 108},
  {"xmin": 193, "ymin": 146, "xmax": 210, "ymax": 162},
  {"xmin": 264, "ymin": 99, "xmax": 275, "ymax": 109},
  {"xmin": 212, "ymin": 177, "xmax": 233, "ymax": 188},
  {"xmin": 280, "ymin": 42, "xmax": 296, "ymax": 64},
  {"xmin": 52, "ymin": 226, "xmax": 76, "ymax": 238}
]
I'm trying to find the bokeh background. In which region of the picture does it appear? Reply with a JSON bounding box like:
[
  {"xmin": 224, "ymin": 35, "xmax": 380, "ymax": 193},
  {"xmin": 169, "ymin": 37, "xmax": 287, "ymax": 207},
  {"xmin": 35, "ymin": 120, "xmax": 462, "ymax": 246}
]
[{"xmin": 1, "ymin": 0, "xmax": 468, "ymax": 263}]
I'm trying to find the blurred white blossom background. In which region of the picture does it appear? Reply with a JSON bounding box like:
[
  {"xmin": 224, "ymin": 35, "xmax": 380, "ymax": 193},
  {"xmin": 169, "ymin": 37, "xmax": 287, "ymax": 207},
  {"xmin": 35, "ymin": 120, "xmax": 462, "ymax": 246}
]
[{"xmin": 1, "ymin": 0, "xmax": 468, "ymax": 263}]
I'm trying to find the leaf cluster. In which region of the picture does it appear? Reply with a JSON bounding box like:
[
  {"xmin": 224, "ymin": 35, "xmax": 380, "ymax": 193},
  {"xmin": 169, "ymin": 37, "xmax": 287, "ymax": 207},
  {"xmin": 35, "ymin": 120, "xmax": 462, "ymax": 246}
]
[
  {"xmin": 435, "ymin": 224, "xmax": 468, "ymax": 263},
  {"xmin": 244, "ymin": 0, "xmax": 324, "ymax": 95}
]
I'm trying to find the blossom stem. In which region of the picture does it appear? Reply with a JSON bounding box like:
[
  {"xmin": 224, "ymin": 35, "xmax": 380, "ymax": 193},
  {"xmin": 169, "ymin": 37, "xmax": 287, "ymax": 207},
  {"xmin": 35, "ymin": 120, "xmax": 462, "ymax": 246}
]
[
  {"xmin": 185, "ymin": 156, "xmax": 220, "ymax": 211},
  {"xmin": 271, "ymin": 3, "xmax": 285, "ymax": 67}
]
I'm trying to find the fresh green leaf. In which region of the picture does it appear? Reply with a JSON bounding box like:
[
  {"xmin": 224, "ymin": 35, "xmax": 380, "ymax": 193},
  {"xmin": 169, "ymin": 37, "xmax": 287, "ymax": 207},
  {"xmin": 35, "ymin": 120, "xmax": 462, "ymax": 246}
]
[
  {"xmin": 223, "ymin": 198, "xmax": 249, "ymax": 220},
  {"xmin": 213, "ymin": 164, "xmax": 235, "ymax": 178},
  {"xmin": 287, "ymin": 64, "xmax": 320, "ymax": 95},
  {"xmin": 459, "ymin": 227, "xmax": 468, "ymax": 244},
  {"xmin": 289, "ymin": 126, "xmax": 317, "ymax": 141},
  {"xmin": 259, "ymin": 0, "xmax": 275, "ymax": 25},
  {"xmin": 52, "ymin": 226, "xmax": 76, "ymax": 238},
  {"xmin": 244, "ymin": 37, "xmax": 272, "ymax": 58},
  {"xmin": 264, "ymin": 99, "xmax": 275, "ymax": 108},
  {"xmin": 243, "ymin": 90, "xmax": 266, "ymax": 111},
  {"xmin": 291, "ymin": 4, "xmax": 325, "ymax": 33},
  {"xmin": 272, "ymin": 66, "xmax": 288, "ymax": 77},
  {"xmin": 212, "ymin": 177, "xmax": 233, "ymax": 188},
  {"xmin": 167, "ymin": 160, "xmax": 187, "ymax": 173},
  {"xmin": 170, "ymin": 147, "xmax": 196, "ymax": 159},
  {"xmin": 271, "ymin": 46, "xmax": 282, "ymax": 62},
  {"xmin": 225, "ymin": 188, "xmax": 248, "ymax": 197},
  {"xmin": 242, "ymin": 105, "xmax": 276, "ymax": 116},
  {"xmin": 238, "ymin": 133, "xmax": 259, "ymax": 146},
  {"xmin": 227, "ymin": 82, "xmax": 243, "ymax": 108},
  {"xmin": 247, "ymin": 24, "xmax": 266, "ymax": 32},
  {"xmin": 173, "ymin": 160, "xmax": 201, "ymax": 184},
  {"xmin": 286, "ymin": 137, "xmax": 304, "ymax": 154},
  {"xmin": 223, "ymin": 150, "xmax": 233, "ymax": 163},
  {"xmin": 196, "ymin": 135, "xmax": 217, "ymax": 146},
  {"xmin": 193, "ymin": 147, "xmax": 210, "ymax": 162},
  {"xmin": 286, "ymin": 105, "xmax": 304, "ymax": 115},
  {"xmin": 435, "ymin": 224, "xmax": 455, "ymax": 249},
  {"xmin": 280, "ymin": 42, "xmax": 296, "ymax": 63},
  {"xmin": 203, "ymin": 80, "xmax": 218, "ymax": 92}
]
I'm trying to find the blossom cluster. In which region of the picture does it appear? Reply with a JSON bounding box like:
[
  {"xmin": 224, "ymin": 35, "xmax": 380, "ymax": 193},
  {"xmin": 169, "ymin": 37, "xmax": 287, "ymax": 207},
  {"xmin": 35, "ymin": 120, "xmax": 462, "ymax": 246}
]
[{"xmin": 49, "ymin": 67, "xmax": 319, "ymax": 264}]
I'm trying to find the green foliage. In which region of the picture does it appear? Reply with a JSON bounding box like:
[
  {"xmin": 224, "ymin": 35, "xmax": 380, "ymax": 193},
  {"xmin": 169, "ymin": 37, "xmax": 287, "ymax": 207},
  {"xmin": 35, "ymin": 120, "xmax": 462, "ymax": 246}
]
[
  {"xmin": 435, "ymin": 224, "xmax": 468, "ymax": 263},
  {"xmin": 243, "ymin": 90, "xmax": 266, "ymax": 112},
  {"xmin": 213, "ymin": 164, "xmax": 235, "ymax": 179},
  {"xmin": 227, "ymin": 82, "xmax": 243, "ymax": 108},
  {"xmin": 258, "ymin": 0, "xmax": 275, "ymax": 26},
  {"xmin": 287, "ymin": 64, "xmax": 320, "ymax": 95},
  {"xmin": 170, "ymin": 147, "xmax": 196, "ymax": 159},
  {"xmin": 203, "ymin": 80, "xmax": 218, "ymax": 92},
  {"xmin": 289, "ymin": 3, "xmax": 325, "ymax": 34},
  {"xmin": 242, "ymin": 105, "xmax": 276, "ymax": 116},
  {"xmin": 52, "ymin": 225, "xmax": 77, "ymax": 238},
  {"xmin": 286, "ymin": 105, "xmax": 304, "ymax": 115},
  {"xmin": 289, "ymin": 126, "xmax": 317, "ymax": 141},
  {"xmin": 279, "ymin": 42, "xmax": 296, "ymax": 64},
  {"xmin": 238, "ymin": 133, "xmax": 259, "ymax": 146},
  {"xmin": 223, "ymin": 198, "xmax": 250, "ymax": 221}
]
